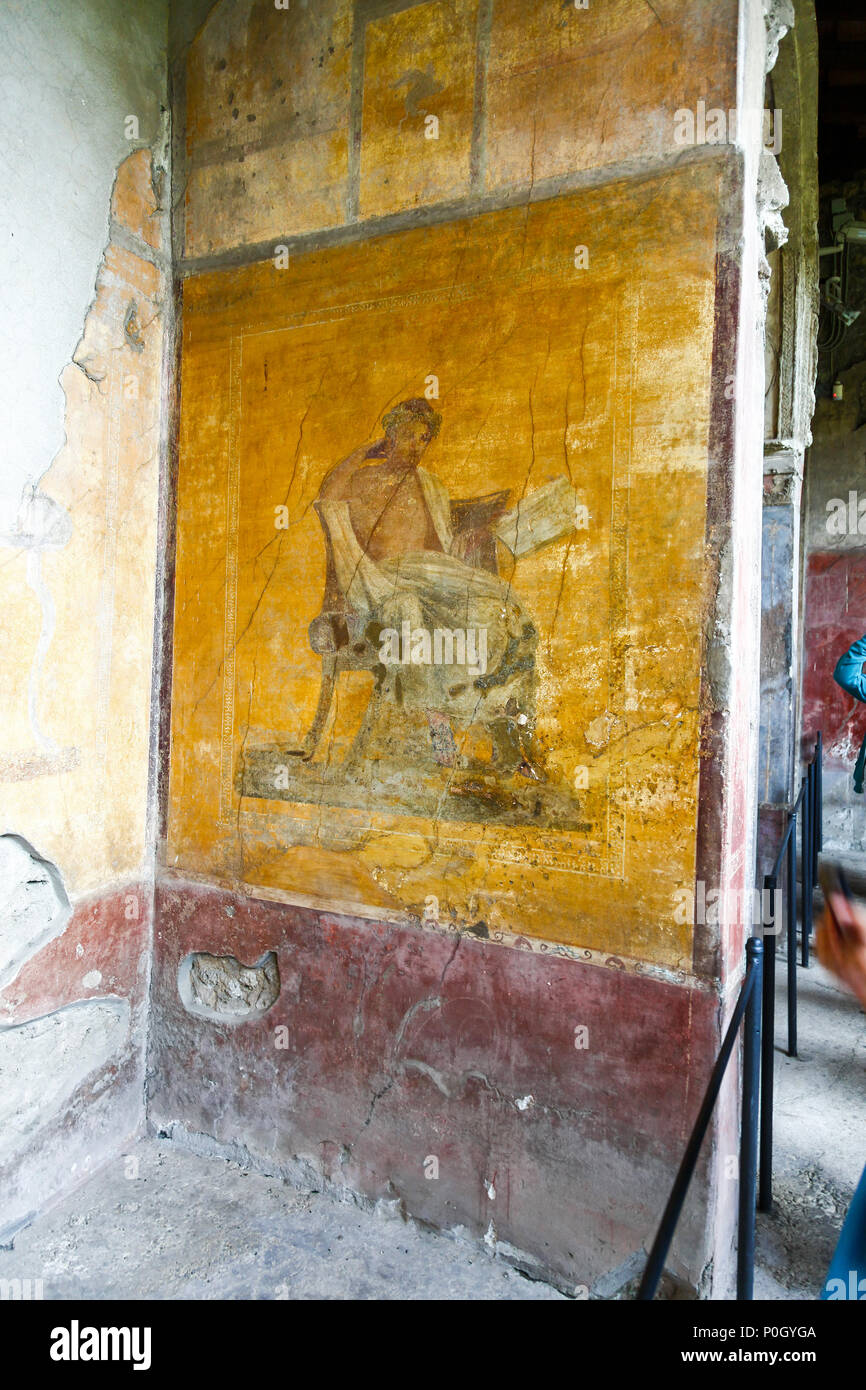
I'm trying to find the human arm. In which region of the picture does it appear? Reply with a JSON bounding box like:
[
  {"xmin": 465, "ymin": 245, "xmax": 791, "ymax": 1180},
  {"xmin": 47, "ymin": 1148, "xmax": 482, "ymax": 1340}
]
[
  {"xmin": 818, "ymin": 891, "xmax": 866, "ymax": 1009},
  {"xmin": 318, "ymin": 439, "xmax": 385, "ymax": 502}
]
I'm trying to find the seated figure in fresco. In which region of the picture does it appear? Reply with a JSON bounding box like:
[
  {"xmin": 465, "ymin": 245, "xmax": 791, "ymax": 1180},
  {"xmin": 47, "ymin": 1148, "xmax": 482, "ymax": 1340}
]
[{"xmin": 312, "ymin": 397, "xmax": 543, "ymax": 779}]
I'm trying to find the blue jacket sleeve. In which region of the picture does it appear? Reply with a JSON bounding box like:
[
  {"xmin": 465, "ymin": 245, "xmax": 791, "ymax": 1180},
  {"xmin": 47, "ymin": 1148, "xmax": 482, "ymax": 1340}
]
[{"xmin": 833, "ymin": 633, "xmax": 866, "ymax": 702}]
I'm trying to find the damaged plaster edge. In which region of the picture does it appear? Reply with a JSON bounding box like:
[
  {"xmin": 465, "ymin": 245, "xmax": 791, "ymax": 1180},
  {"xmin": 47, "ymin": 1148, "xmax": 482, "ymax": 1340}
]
[
  {"xmin": 65, "ymin": 112, "xmax": 171, "ymax": 391},
  {"xmin": 3, "ymin": 102, "xmax": 175, "ymax": 1058},
  {"xmin": 1, "ymin": 118, "xmax": 173, "ymax": 780},
  {"xmin": 155, "ymin": 869, "xmax": 716, "ymax": 992},
  {"xmin": 108, "ymin": 218, "xmax": 172, "ymax": 275},
  {"xmin": 13, "ymin": 114, "xmax": 173, "ymax": 534},
  {"xmin": 147, "ymin": 1121, "xmax": 590, "ymax": 1298},
  {"xmin": 0, "ymin": 991, "xmax": 130, "ymax": 1036},
  {"xmin": 0, "ymin": 831, "xmax": 72, "ymax": 994},
  {"xmin": 80, "ymin": 108, "xmax": 172, "ymax": 350},
  {"xmin": 0, "ymin": 864, "xmax": 151, "ymax": 1002},
  {"xmin": 0, "ymin": 830, "xmax": 70, "ymax": 907}
]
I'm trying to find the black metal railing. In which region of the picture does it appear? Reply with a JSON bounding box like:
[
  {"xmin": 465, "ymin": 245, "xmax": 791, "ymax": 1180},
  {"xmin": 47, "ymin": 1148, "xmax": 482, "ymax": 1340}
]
[
  {"xmin": 637, "ymin": 939, "xmax": 764, "ymax": 1301},
  {"xmin": 759, "ymin": 731, "xmax": 822, "ymax": 1213},
  {"xmin": 637, "ymin": 733, "xmax": 823, "ymax": 1300}
]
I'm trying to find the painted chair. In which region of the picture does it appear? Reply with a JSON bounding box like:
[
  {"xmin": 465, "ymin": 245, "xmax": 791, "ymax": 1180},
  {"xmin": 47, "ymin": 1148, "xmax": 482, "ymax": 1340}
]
[{"xmin": 301, "ymin": 489, "xmax": 511, "ymax": 760}]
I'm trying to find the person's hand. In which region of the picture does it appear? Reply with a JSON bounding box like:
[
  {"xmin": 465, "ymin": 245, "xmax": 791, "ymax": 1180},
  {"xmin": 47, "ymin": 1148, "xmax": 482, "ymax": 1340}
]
[{"xmin": 817, "ymin": 891, "xmax": 866, "ymax": 1009}]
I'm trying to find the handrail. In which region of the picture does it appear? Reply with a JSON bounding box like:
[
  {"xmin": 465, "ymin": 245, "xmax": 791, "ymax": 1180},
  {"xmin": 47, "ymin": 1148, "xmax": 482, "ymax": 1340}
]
[
  {"xmin": 637, "ymin": 939, "xmax": 764, "ymax": 1301},
  {"xmin": 758, "ymin": 732, "xmax": 822, "ymax": 1214},
  {"xmin": 768, "ymin": 778, "xmax": 805, "ymax": 883},
  {"xmin": 637, "ymin": 732, "xmax": 823, "ymax": 1300}
]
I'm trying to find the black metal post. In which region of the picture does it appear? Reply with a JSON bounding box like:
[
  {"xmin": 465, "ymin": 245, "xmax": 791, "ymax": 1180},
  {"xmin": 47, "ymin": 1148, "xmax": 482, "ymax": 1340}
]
[
  {"xmin": 636, "ymin": 949, "xmax": 760, "ymax": 1300},
  {"xmin": 811, "ymin": 739, "xmax": 819, "ymax": 879},
  {"xmin": 758, "ymin": 877, "xmax": 776, "ymax": 1213},
  {"xmin": 816, "ymin": 731, "xmax": 823, "ymax": 862},
  {"xmin": 787, "ymin": 805, "xmax": 798, "ymax": 1058},
  {"xmin": 801, "ymin": 770, "xmax": 811, "ymax": 969},
  {"xmin": 738, "ymin": 938, "xmax": 763, "ymax": 1301}
]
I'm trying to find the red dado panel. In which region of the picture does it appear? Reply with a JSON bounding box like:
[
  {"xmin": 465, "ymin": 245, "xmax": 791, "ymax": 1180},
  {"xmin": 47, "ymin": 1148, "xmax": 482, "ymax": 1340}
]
[
  {"xmin": 0, "ymin": 883, "xmax": 149, "ymax": 1025},
  {"xmin": 150, "ymin": 879, "xmax": 722, "ymax": 1290},
  {"xmin": 803, "ymin": 551, "xmax": 866, "ymax": 766}
]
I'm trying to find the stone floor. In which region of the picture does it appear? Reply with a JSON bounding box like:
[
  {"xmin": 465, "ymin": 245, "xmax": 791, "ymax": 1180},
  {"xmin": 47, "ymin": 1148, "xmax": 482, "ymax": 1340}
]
[
  {"xmin": 1, "ymin": 938, "xmax": 862, "ymax": 1301},
  {"xmin": 0, "ymin": 1136, "xmax": 565, "ymax": 1300}
]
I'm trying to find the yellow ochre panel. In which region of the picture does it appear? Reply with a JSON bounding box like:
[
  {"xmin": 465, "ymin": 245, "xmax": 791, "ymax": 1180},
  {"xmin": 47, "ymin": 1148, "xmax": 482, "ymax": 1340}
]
[{"xmin": 169, "ymin": 166, "xmax": 720, "ymax": 971}]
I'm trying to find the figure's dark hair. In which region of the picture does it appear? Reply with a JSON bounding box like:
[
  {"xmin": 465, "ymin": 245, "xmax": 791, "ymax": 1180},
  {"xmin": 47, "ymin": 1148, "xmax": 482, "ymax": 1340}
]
[{"xmin": 382, "ymin": 397, "xmax": 442, "ymax": 438}]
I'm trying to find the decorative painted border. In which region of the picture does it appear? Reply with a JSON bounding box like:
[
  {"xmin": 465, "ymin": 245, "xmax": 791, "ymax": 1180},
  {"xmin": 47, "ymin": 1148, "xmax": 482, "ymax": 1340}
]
[{"xmin": 159, "ymin": 864, "xmax": 708, "ymax": 992}]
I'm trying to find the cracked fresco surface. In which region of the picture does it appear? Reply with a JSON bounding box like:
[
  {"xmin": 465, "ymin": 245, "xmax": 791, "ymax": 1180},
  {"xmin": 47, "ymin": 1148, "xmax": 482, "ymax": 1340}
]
[
  {"xmin": 181, "ymin": 0, "xmax": 737, "ymax": 261},
  {"xmin": 0, "ymin": 149, "xmax": 166, "ymax": 894},
  {"xmin": 169, "ymin": 163, "xmax": 719, "ymax": 970}
]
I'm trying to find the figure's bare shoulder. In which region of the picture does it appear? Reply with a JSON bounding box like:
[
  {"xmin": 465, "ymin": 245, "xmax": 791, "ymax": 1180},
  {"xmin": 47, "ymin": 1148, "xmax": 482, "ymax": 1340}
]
[
  {"xmin": 318, "ymin": 442, "xmax": 383, "ymax": 502},
  {"xmin": 345, "ymin": 460, "xmax": 389, "ymax": 501}
]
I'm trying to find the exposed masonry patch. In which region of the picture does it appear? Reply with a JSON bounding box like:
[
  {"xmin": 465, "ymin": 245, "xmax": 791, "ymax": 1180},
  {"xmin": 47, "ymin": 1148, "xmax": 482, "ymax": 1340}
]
[
  {"xmin": 123, "ymin": 301, "xmax": 145, "ymax": 352},
  {"xmin": 0, "ymin": 834, "xmax": 71, "ymax": 996},
  {"xmin": 178, "ymin": 951, "xmax": 280, "ymax": 1023}
]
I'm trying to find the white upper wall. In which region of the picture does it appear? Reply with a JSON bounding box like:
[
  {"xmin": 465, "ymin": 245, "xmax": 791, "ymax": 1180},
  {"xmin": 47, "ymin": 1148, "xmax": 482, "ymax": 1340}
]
[{"xmin": 0, "ymin": 0, "xmax": 168, "ymax": 527}]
